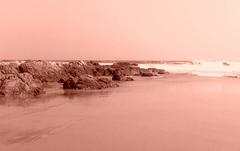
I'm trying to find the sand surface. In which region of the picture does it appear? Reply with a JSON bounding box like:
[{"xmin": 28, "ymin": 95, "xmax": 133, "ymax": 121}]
[{"xmin": 1, "ymin": 75, "xmax": 240, "ymax": 151}]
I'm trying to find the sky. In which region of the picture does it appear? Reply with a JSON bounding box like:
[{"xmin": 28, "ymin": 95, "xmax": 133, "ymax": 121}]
[{"xmin": 1, "ymin": 0, "xmax": 240, "ymax": 60}]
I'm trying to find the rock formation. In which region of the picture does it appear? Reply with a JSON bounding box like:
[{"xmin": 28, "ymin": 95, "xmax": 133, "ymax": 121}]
[
  {"xmin": 0, "ymin": 73, "xmax": 44, "ymax": 97},
  {"xmin": 0, "ymin": 60, "xmax": 167, "ymax": 98},
  {"xmin": 19, "ymin": 60, "xmax": 63, "ymax": 82}
]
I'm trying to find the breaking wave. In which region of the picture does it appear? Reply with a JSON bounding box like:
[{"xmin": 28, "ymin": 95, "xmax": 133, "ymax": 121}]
[{"xmin": 138, "ymin": 60, "xmax": 240, "ymax": 77}]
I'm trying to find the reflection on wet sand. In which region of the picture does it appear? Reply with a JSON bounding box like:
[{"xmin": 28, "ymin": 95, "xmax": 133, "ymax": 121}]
[{"xmin": 0, "ymin": 88, "xmax": 113, "ymax": 107}]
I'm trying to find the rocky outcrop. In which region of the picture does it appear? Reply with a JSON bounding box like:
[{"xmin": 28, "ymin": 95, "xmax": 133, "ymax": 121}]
[
  {"xmin": 111, "ymin": 62, "xmax": 141, "ymax": 76},
  {"xmin": 0, "ymin": 60, "xmax": 167, "ymax": 98},
  {"xmin": 0, "ymin": 63, "xmax": 19, "ymax": 74},
  {"xmin": 112, "ymin": 69, "xmax": 134, "ymax": 81},
  {"xmin": 19, "ymin": 60, "xmax": 63, "ymax": 82},
  {"xmin": 63, "ymin": 75, "xmax": 119, "ymax": 90},
  {"xmin": 0, "ymin": 73, "xmax": 44, "ymax": 97}
]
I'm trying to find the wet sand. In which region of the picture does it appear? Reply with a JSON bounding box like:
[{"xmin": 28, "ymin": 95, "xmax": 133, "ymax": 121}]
[{"xmin": 1, "ymin": 75, "xmax": 240, "ymax": 151}]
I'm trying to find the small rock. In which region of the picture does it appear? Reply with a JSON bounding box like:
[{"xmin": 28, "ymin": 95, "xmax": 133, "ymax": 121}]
[
  {"xmin": 63, "ymin": 78, "xmax": 77, "ymax": 89},
  {"xmin": 121, "ymin": 76, "xmax": 134, "ymax": 81},
  {"xmin": 112, "ymin": 69, "xmax": 122, "ymax": 81}
]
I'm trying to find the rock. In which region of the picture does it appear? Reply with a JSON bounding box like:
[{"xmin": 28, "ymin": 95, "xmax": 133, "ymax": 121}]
[
  {"xmin": 62, "ymin": 61, "xmax": 98, "ymax": 77},
  {"xmin": 0, "ymin": 63, "xmax": 19, "ymax": 74},
  {"xmin": 141, "ymin": 72, "xmax": 155, "ymax": 76},
  {"xmin": 140, "ymin": 68, "xmax": 166, "ymax": 76},
  {"xmin": 97, "ymin": 77, "xmax": 119, "ymax": 88},
  {"xmin": 158, "ymin": 69, "xmax": 167, "ymax": 74},
  {"xmin": 86, "ymin": 61, "xmax": 100, "ymax": 66},
  {"xmin": 223, "ymin": 62, "xmax": 230, "ymax": 66},
  {"xmin": 112, "ymin": 62, "xmax": 132, "ymax": 67},
  {"xmin": 111, "ymin": 62, "xmax": 141, "ymax": 76},
  {"xmin": 0, "ymin": 73, "xmax": 44, "ymax": 97},
  {"xmin": 112, "ymin": 69, "xmax": 122, "ymax": 81},
  {"xmin": 145, "ymin": 68, "xmax": 166, "ymax": 74},
  {"xmin": 19, "ymin": 60, "xmax": 62, "ymax": 82},
  {"xmin": 76, "ymin": 75, "xmax": 101, "ymax": 89},
  {"xmin": 121, "ymin": 76, "xmax": 134, "ymax": 81},
  {"xmin": 0, "ymin": 72, "xmax": 5, "ymax": 80},
  {"xmin": 63, "ymin": 75, "xmax": 119, "ymax": 90},
  {"xmin": 140, "ymin": 68, "xmax": 156, "ymax": 76},
  {"xmin": 63, "ymin": 78, "xmax": 78, "ymax": 89}
]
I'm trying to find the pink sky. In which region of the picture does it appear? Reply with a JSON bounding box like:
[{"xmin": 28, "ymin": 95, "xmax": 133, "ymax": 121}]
[{"xmin": 1, "ymin": 0, "xmax": 240, "ymax": 60}]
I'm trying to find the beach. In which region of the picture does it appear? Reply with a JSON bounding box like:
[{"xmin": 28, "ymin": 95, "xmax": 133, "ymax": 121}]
[{"xmin": 1, "ymin": 75, "xmax": 240, "ymax": 151}]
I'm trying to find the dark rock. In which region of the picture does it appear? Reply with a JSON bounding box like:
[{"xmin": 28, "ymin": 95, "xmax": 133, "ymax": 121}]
[
  {"xmin": 58, "ymin": 78, "xmax": 66, "ymax": 83},
  {"xmin": 158, "ymin": 69, "xmax": 167, "ymax": 74},
  {"xmin": 112, "ymin": 69, "xmax": 122, "ymax": 81},
  {"xmin": 63, "ymin": 75, "xmax": 119, "ymax": 90},
  {"xmin": 0, "ymin": 73, "xmax": 44, "ymax": 97},
  {"xmin": 141, "ymin": 72, "xmax": 155, "ymax": 77},
  {"xmin": 63, "ymin": 78, "xmax": 78, "ymax": 89},
  {"xmin": 223, "ymin": 62, "xmax": 230, "ymax": 66}
]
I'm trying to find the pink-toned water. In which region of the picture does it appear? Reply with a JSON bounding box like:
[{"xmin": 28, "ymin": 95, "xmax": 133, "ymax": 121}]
[{"xmin": 1, "ymin": 75, "xmax": 240, "ymax": 151}]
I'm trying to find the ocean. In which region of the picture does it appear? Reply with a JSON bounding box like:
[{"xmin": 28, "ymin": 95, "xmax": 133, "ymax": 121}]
[{"xmin": 100, "ymin": 60, "xmax": 240, "ymax": 77}]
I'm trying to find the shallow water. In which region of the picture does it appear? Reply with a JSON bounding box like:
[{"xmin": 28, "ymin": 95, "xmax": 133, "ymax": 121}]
[{"xmin": 1, "ymin": 75, "xmax": 240, "ymax": 151}]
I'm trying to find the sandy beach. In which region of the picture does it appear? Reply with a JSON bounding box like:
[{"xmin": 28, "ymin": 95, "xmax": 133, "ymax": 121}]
[{"xmin": 1, "ymin": 75, "xmax": 240, "ymax": 151}]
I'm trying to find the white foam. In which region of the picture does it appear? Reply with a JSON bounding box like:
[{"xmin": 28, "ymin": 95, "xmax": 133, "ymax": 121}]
[{"xmin": 138, "ymin": 60, "xmax": 240, "ymax": 77}]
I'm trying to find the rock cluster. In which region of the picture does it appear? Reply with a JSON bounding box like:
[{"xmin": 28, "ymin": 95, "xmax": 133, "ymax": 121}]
[{"xmin": 0, "ymin": 60, "xmax": 167, "ymax": 98}]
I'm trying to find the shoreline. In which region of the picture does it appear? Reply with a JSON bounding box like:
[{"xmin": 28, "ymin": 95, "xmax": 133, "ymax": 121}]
[
  {"xmin": 0, "ymin": 60, "xmax": 167, "ymax": 99},
  {"xmin": 1, "ymin": 60, "xmax": 239, "ymax": 100}
]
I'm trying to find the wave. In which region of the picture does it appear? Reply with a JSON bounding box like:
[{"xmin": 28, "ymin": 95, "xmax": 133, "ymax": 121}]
[
  {"xmin": 98, "ymin": 60, "xmax": 240, "ymax": 77},
  {"xmin": 138, "ymin": 60, "xmax": 240, "ymax": 77}
]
